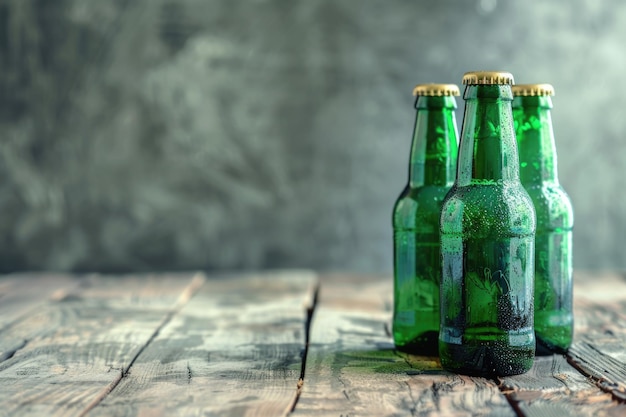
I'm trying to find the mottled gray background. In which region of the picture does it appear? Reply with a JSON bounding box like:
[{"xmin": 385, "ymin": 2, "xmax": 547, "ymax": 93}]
[{"xmin": 0, "ymin": 0, "xmax": 624, "ymax": 273}]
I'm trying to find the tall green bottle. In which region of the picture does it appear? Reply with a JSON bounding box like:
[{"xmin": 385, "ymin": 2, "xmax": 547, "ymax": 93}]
[
  {"xmin": 512, "ymin": 84, "xmax": 574, "ymax": 355},
  {"xmin": 393, "ymin": 83, "xmax": 460, "ymax": 355},
  {"xmin": 439, "ymin": 71, "xmax": 536, "ymax": 376}
]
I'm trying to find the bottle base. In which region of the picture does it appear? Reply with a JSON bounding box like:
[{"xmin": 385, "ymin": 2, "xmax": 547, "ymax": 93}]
[
  {"xmin": 439, "ymin": 339, "xmax": 534, "ymax": 376},
  {"xmin": 535, "ymin": 336, "xmax": 570, "ymax": 356},
  {"xmin": 395, "ymin": 331, "xmax": 439, "ymax": 356},
  {"xmin": 535, "ymin": 322, "xmax": 572, "ymax": 356}
]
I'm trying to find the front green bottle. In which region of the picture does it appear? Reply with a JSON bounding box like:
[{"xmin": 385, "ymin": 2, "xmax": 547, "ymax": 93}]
[
  {"xmin": 439, "ymin": 72, "xmax": 536, "ymax": 376},
  {"xmin": 512, "ymin": 84, "xmax": 574, "ymax": 355},
  {"xmin": 393, "ymin": 84, "xmax": 460, "ymax": 355}
]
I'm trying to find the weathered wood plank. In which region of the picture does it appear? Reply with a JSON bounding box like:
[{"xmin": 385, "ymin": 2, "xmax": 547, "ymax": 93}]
[
  {"xmin": 0, "ymin": 274, "xmax": 80, "ymax": 362},
  {"xmin": 562, "ymin": 271, "xmax": 626, "ymax": 404},
  {"xmin": 568, "ymin": 343, "xmax": 626, "ymax": 401},
  {"xmin": 500, "ymin": 354, "xmax": 626, "ymax": 416},
  {"xmin": 0, "ymin": 273, "xmax": 203, "ymax": 417},
  {"xmin": 0, "ymin": 273, "xmax": 80, "ymax": 332},
  {"xmin": 496, "ymin": 272, "xmax": 626, "ymax": 416},
  {"xmin": 87, "ymin": 270, "xmax": 317, "ymax": 417},
  {"xmin": 292, "ymin": 274, "xmax": 517, "ymax": 417},
  {"xmin": 0, "ymin": 270, "xmax": 624, "ymax": 416},
  {"xmin": 0, "ymin": 274, "xmax": 85, "ymax": 363},
  {"xmin": 573, "ymin": 271, "xmax": 626, "ymax": 362}
]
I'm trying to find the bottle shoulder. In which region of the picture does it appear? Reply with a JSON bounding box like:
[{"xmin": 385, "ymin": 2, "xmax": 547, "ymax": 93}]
[
  {"xmin": 524, "ymin": 183, "xmax": 574, "ymax": 229},
  {"xmin": 442, "ymin": 182, "xmax": 534, "ymax": 207},
  {"xmin": 393, "ymin": 185, "xmax": 452, "ymax": 229},
  {"xmin": 441, "ymin": 182, "xmax": 536, "ymax": 237}
]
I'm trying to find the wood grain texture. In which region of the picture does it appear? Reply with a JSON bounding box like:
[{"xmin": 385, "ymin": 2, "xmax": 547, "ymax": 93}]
[
  {"xmin": 564, "ymin": 271, "xmax": 626, "ymax": 403},
  {"xmin": 1, "ymin": 270, "xmax": 625, "ymax": 417},
  {"xmin": 500, "ymin": 355, "xmax": 626, "ymax": 417},
  {"xmin": 87, "ymin": 270, "xmax": 317, "ymax": 417},
  {"xmin": 0, "ymin": 274, "xmax": 83, "ymax": 362},
  {"xmin": 0, "ymin": 273, "xmax": 80, "ymax": 332},
  {"xmin": 292, "ymin": 274, "xmax": 517, "ymax": 417},
  {"xmin": 493, "ymin": 272, "xmax": 626, "ymax": 416},
  {"xmin": 0, "ymin": 273, "xmax": 203, "ymax": 417}
]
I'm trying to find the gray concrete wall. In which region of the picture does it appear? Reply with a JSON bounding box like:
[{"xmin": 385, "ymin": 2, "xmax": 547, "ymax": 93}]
[{"xmin": 0, "ymin": 0, "xmax": 623, "ymax": 273}]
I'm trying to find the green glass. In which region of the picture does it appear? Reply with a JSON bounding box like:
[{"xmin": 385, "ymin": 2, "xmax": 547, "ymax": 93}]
[
  {"xmin": 393, "ymin": 91, "xmax": 459, "ymax": 355},
  {"xmin": 513, "ymin": 91, "xmax": 574, "ymax": 355},
  {"xmin": 439, "ymin": 79, "xmax": 536, "ymax": 376}
]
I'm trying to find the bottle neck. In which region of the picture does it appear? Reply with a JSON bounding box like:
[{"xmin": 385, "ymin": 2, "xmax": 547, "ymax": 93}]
[
  {"xmin": 408, "ymin": 96, "xmax": 458, "ymax": 188},
  {"xmin": 456, "ymin": 85, "xmax": 519, "ymax": 186},
  {"xmin": 513, "ymin": 96, "xmax": 559, "ymax": 185}
]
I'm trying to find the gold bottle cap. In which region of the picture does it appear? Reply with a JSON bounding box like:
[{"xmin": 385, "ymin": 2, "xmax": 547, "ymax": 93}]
[
  {"xmin": 412, "ymin": 84, "xmax": 460, "ymax": 97},
  {"xmin": 512, "ymin": 84, "xmax": 555, "ymax": 97},
  {"xmin": 462, "ymin": 71, "xmax": 515, "ymax": 85}
]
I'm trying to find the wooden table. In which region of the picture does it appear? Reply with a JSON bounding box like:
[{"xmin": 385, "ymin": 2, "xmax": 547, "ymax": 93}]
[{"xmin": 1, "ymin": 270, "xmax": 626, "ymax": 416}]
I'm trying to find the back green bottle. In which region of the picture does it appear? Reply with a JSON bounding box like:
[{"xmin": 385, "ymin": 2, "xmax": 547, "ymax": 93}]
[
  {"xmin": 512, "ymin": 84, "xmax": 574, "ymax": 355},
  {"xmin": 439, "ymin": 71, "xmax": 536, "ymax": 376},
  {"xmin": 393, "ymin": 84, "xmax": 460, "ymax": 355}
]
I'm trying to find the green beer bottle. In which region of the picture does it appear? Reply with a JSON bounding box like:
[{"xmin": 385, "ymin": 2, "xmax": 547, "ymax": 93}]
[
  {"xmin": 439, "ymin": 71, "xmax": 536, "ymax": 376},
  {"xmin": 512, "ymin": 84, "xmax": 574, "ymax": 355},
  {"xmin": 393, "ymin": 83, "xmax": 460, "ymax": 355}
]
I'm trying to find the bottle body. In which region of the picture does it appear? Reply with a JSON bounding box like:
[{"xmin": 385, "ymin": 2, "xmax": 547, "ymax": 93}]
[
  {"xmin": 393, "ymin": 185, "xmax": 450, "ymax": 354},
  {"xmin": 393, "ymin": 92, "xmax": 458, "ymax": 355},
  {"xmin": 439, "ymin": 182, "xmax": 536, "ymax": 375},
  {"xmin": 513, "ymin": 92, "xmax": 574, "ymax": 354},
  {"xmin": 439, "ymin": 80, "xmax": 536, "ymax": 376},
  {"xmin": 525, "ymin": 185, "xmax": 573, "ymax": 354}
]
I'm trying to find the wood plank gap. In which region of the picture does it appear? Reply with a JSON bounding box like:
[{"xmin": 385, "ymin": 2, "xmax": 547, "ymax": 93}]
[
  {"xmin": 84, "ymin": 271, "xmax": 317, "ymax": 416},
  {"xmin": 497, "ymin": 354, "xmax": 626, "ymax": 417},
  {"xmin": 566, "ymin": 342, "xmax": 626, "ymax": 403},
  {"xmin": 288, "ymin": 279, "xmax": 320, "ymax": 414},
  {"xmin": 402, "ymin": 380, "xmax": 417, "ymax": 416},
  {"xmin": 495, "ymin": 376, "xmax": 529, "ymax": 417},
  {"xmin": 290, "ymin": 275, "xmax": 517, "ymax": 416},
  {"xmin": 0, "ymin": 275, "xmax": 85, "ymax": 365},
  {"xmin": 77, "ymin": 273, "xmax": 206, "ymax": 417},
  {"xmin": 0, "ymin": 338, "xmax": 28, "ymax": 362}
]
